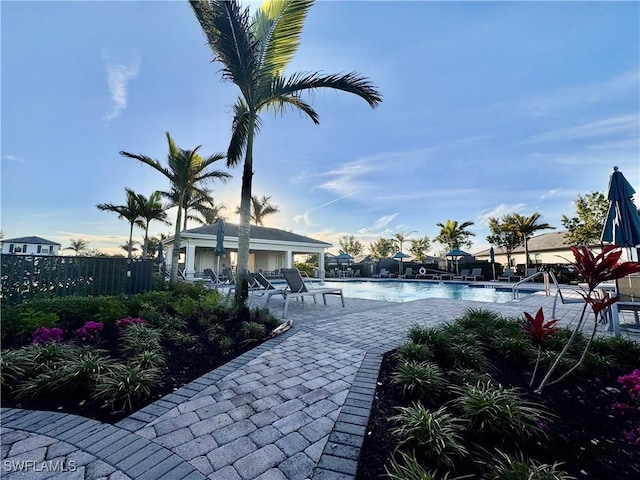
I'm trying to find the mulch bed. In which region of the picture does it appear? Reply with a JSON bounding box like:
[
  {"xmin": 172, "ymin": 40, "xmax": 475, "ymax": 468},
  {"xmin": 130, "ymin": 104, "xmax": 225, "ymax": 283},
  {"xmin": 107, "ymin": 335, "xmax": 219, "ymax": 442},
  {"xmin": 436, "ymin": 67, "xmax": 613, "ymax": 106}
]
[{"xmin": 357, "ymin": 351, "xmax": 640, "ymax": 480}]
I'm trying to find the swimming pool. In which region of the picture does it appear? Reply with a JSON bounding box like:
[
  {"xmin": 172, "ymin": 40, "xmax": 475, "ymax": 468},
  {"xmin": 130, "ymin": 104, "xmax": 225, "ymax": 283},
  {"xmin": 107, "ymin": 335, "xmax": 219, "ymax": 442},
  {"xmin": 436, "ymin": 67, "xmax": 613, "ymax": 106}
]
[{"xmin": 317, "ymin": 280, "xmax": 526, "ymax": 303}]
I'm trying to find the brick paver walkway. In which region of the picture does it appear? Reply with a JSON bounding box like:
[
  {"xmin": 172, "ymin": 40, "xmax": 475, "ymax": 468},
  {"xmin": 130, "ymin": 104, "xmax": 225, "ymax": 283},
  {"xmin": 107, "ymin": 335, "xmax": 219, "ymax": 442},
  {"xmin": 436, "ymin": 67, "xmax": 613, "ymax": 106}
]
[{"xmin": 3, "ymin": 287, "xmax": 637, "ymax": 479}]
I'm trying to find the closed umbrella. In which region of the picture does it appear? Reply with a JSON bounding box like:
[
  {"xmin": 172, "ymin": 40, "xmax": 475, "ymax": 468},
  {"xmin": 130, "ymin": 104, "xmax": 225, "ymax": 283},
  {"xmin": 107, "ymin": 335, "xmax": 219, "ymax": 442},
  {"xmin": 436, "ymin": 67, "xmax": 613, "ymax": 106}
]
[
  {"xmin": 157, "ymin": 241, "xmax": 165, "ymax": 274},
  {"xmin": 601, "ymin": 166, "xmax": 640, "ymax": 260},
  {"xmin": 215, "ymin": 219, "xmax": 226, "ymax": 281},
  {"xmin": 490, "ymin": 247, "xmax": 496, "ymax": 280}
]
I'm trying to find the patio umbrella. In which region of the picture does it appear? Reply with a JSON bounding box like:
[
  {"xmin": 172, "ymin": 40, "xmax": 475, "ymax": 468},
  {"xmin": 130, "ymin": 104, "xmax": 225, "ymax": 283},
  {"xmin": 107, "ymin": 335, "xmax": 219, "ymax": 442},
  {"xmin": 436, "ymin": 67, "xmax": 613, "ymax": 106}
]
[
  {"xmin": 601, "ymin": 166, "xmax": 640, "ymax": 260},
  {"xmin": 215, "ymin": 219, "xmax": 226, "ymax": 280},
  {"xmin": 445, "ymin": 249, "xmax": 471, "ymax": 274},
  {"xmin": 490, "ymin": 247, "xmax": 496, "ymax": 280},
  {"xmin": 392, "ymin": 251, "xmax": 410, "ymax": 276}
]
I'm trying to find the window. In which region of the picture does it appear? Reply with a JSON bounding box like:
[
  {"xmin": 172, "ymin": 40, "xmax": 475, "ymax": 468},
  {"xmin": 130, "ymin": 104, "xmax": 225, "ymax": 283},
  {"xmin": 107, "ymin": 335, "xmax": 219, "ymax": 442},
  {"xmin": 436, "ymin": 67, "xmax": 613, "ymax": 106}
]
[
  {"xmin": 9, "ymin": 244, "xmax": 14, "ymax": 253},
  {"xmin": 37, "ymin": 245, "xmax": 42, "ymax": 253},
  {"xmin": 22, "ymin": 244, "xmax": 28, "ymax": 253}
]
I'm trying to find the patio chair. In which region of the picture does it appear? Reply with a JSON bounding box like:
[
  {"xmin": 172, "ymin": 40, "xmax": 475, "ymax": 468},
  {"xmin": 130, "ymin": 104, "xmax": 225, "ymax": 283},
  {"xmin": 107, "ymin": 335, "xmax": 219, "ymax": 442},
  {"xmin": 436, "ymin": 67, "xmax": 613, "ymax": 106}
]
[
  {"xmin": 279, "ymin": 268, "xmax": 345, "ymax": 318},
  {"xmin": 610, "ymin": 275, "xmax": 640, "ymax": 335},
  {"xmin": 464, "ymin": 268, "xmax": 484, "ymax": 281},
  {"xmin": 453, "ymin": 269, "xmax": 470, "ymax": 281},
  {"xmin": 374, "ymin": 268, "xmax": 390, "ymax": 278}
]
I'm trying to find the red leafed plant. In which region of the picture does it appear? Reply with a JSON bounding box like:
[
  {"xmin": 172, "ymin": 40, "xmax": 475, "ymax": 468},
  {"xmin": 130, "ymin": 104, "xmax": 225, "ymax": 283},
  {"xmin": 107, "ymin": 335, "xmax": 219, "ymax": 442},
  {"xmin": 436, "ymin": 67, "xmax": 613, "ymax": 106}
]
[
  {"xmin": 523, "ymin": 307, "xmax": 559, "ymax": 387},
  {"xmin": 535, "ymin": 246, "xmax": 640, "ymax": 393}
]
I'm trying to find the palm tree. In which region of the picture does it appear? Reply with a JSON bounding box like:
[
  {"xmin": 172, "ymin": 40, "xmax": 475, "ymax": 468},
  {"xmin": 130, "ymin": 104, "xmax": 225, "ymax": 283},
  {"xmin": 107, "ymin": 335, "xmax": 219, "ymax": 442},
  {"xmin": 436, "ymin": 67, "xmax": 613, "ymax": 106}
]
[
  {"xmin": 120, "ymin": 132, "xmax": 230, "ymax": 285},
  {"xmin": 505, "ymin": 213, "xmax": 555, "ymax": 269},
  {"xmin": 235, "ymin": 195, "xmax": 280, "ymax": 225},
  {"xmin": 393, "ymin": 231, "xmax": 416, "ymax": 254},
  {"xmin": 65, "ymin": 238, "xmax": 89, "ymax": 256},
  {"xmin": 190, "ymin": 0, "xmax": 382, "ymax": 278},
  {"xmin": 120, "ymin": 240, "xmax": 140, "ymax": 256},
  {"xmin": 162, "ymin": 186, "xmax": 226, "ymax": 229},
  {"xmin": 134, "ymin": 191, "xmax": 171, "ymax": 258},
  {"xmin": 97, "ymin": 188, "xmax": 142, "ymax": 260},
  {"xmin": 435, "ymin": 220, "xmax": 475, "ymax": 252}
]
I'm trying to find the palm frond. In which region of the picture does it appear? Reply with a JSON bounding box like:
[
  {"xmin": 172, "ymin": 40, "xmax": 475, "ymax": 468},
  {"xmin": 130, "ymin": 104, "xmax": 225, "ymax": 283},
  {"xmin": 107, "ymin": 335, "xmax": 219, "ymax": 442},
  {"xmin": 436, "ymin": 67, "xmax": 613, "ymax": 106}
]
[
  {"xmin": 227, "ymin": 99, "xmax": 254, "ymax": 166},
  {"xmin": 267, "ymin": 71, "xmax": 382, "ymax": 108},
  {"xmin": 253, "ymin": 0, "xmax": 313, "ymax": 78},
  {"xmin": 260, "ymin": 94, "xmax": 319, "ymax": 123},
  {"xmin": 190, "ymin": 0, "xmax": 258, "ymax": 97}
]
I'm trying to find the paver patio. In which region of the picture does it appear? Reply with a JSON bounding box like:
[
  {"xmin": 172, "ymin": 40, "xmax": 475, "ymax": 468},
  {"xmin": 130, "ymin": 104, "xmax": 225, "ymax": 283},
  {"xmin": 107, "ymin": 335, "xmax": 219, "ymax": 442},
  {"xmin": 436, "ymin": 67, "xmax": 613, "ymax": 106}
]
[{"xmin": 3, "ymin": 287, "xmax": 638, "ymax": 479}]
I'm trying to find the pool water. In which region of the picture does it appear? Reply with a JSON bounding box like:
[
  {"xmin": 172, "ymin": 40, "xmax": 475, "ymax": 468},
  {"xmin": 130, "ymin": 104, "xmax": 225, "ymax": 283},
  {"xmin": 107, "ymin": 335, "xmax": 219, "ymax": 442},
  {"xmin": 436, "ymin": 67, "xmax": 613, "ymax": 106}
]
[{"xmin": 318, "ymin": 280, "xmax": 524, "ymax": 303}]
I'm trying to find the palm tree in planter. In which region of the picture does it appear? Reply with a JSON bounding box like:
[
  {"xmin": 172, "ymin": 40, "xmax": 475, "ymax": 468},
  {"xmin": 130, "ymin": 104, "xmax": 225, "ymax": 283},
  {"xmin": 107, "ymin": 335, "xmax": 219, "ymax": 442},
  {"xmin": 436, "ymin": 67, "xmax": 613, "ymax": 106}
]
[
  {"xmin": 65, "ymin": 238, "xmax": 89, "ymax": 256},
  {"xmin": 134, "ymin": 191, "xmax": 171, "ymax": 258},
  {"xmin": 120, "ymin": 132, "xmax": 230, "ymax": 285},
  {"xmin": 505, "ymin": 213, "xmax": 555, "ymax": 270},
  {"xmin": 97, "ymin": 188, "xmax": 142, "ymax": 260},
  {"xmin": 190, "ymin": 0, "xmax": 382, "ymax": 287},
  {"xmin": 235, "ymin": 195, "xmax": 280, "ymax": 226}
]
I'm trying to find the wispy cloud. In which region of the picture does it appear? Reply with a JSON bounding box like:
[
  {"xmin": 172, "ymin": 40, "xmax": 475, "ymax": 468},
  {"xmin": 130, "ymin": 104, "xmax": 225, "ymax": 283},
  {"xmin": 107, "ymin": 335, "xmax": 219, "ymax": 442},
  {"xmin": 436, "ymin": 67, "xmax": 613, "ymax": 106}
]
[
  {"xmin": 475, "ymin": 203, "xmax": 526, "ymax": 226},
  {"xmin": 540, "ymin": 189, "xmax": 562, "ymax": 200},
  {"xmin": 521, "ymin": 114, "xmax": 639, "ymax": 145},
  {"xmin": 1, "ymin": 154, "xmax": 24, "ymax": 163},
  {"xmin": 358, "ymin": 213, "xmax": 400, "ymax": 235},
  {"xmin": 103, "ymin": 56, "xmax": 140, "ymax": 121}
]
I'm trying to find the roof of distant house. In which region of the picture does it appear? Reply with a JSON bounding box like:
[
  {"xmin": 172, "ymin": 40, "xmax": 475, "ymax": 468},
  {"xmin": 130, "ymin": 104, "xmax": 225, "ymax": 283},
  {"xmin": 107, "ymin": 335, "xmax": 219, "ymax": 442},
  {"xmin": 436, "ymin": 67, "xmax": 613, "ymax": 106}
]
[
  {"xmin": 1, "ymin": 236, "xmax": 61, "ymax": 246},
  {"xmin": 474, "ymin": 231, "xmax": 596, "ymax": 256},
  {"xmin": 180, "ymin": 222, "xmax": 332, "ymax": 246}
]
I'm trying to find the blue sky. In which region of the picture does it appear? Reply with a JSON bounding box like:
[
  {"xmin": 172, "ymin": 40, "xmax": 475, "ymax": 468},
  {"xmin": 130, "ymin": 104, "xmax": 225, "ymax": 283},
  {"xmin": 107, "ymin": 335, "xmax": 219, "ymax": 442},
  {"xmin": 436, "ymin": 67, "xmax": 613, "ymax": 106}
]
[{"xmin": 2, "ymin": 1, "xmax": 639, "ymax": 256}]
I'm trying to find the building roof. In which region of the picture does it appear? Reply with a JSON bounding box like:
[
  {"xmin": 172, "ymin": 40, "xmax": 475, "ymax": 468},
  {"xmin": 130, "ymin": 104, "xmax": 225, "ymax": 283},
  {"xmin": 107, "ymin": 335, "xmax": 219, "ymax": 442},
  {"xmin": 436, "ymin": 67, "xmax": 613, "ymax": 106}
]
[
  {"xmin": 1, "ymin": 236, "xmax": 61, "ymax": 246},
  {"xmin": 181, "ymin": 222, "xmax": 332, "ymax": 247},
  {"xmin": 474, "ymin": 231, "xmax": 578, "ymax": 256}
]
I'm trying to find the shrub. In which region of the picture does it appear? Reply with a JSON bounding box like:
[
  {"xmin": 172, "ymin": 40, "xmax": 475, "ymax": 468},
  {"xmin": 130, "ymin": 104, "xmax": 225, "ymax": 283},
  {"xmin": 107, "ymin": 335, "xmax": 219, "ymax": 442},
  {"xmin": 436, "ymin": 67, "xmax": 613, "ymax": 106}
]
[
  {"xmin": 590, "ymin": 336, "xmax": 640, "ymax": 366},
  {"xmin": 74, "ymin": 321, "xmax": 104, "ymax": 344},
  {"xmin": 240, "ymin": 321, "xmax": 267, "ymax": 341},
  {"xmin": 115, "ymin": 317, "xmax": 146, "ymax": 328},
  {"xmin": 18, "ymin": 309, "xmax": 59, "ymax": 340},
  {"xmin": 446, "ymin": 344, "xmax": 488, "ymax": 371},
  {"xmin": 492, "ymin": 335, "xmax": 534, "ymax": 365},
  {"xmin": 93, "ymin": 364, "xmax": 161, "ymax": 412},
  {"xmin": 0, "ymin": 350, "xmax": 30, "ymax": 387},
  {"xmin": 16, "ymin": 343, "xmax": 78, "ymax": 376},
  {"xmin": 131, "ymin": 350, "xmax": 165, "ymax": 370},
  {"xmin": 171, "ymin": 296, "xmax": 199, "ymax": 319},
  {"xmin": 482, "ymin": 449, "xmax": 575, "ymax": 480},
  {"xmin": 392, "ymin": 403, "xmax": 467, "ymax": 466},
  {"xmin": 452, "ymin": 382, "xmax": 549, "ymax": 439},
  {"xmin": 96, "ymin": 298, "xmax": 128, "ymax": 327},
  {"xmin": 122, "ymin": 324, "xmax": 162, "ymax": 355},
  {"xmin": 397, "ymin": 342, "xmax": 432, "ymax": 363},
  {"xmin": 391, "ymin": 360, "xmax": 446, "ymax": 400},
  {"xmin": 32, "ymin": 326, "xmax": 64, "ymax": 344},
  {"xmin": 407, "ymin": 324, "xmax": 438, "ymax": 345},
  {"xmin": 385, "ymin": 451, "xmax": 459, "ymax": 480}
]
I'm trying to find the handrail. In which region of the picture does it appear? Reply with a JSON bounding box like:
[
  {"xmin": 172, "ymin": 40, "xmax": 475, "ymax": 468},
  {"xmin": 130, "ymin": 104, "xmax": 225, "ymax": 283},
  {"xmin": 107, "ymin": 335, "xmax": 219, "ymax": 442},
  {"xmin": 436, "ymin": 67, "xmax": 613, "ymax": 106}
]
[{"xmin": 512, "ymin": 271, "xmax": 551, "ymax": 299}]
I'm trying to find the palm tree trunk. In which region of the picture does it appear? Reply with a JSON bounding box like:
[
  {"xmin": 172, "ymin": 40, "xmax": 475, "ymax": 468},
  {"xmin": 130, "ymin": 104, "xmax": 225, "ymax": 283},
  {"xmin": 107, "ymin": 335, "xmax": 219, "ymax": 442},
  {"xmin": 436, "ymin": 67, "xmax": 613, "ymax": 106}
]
[
  {"xmin": 142, "ymin": 227, "xmax": 149, "ymax": 259},
  {"xmin": 237, "ymin": 117, "xmax": 255, "ymax": 276},
  {"xmin": 128, "ymin": 223, "xmax": 134, "ymax": 260},
  {"xmin": 524, "ymin": 237, "xmax": 529, "ymax": 269},
  {"xmin": 170, "ymin": 197, "xmax": 184, "ymax": 286}
]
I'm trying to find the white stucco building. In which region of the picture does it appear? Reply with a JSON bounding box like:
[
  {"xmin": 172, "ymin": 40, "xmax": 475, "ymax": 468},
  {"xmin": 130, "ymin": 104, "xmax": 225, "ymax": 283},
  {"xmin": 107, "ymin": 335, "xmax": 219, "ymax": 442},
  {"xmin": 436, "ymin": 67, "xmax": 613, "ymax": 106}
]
[
  {"xmin": 1, "ymin": 236, "xmax": 61, "ymax": 255},
  {"xmin": 163, "ymin": 222, "xmax": 332, "ymax": 279}
]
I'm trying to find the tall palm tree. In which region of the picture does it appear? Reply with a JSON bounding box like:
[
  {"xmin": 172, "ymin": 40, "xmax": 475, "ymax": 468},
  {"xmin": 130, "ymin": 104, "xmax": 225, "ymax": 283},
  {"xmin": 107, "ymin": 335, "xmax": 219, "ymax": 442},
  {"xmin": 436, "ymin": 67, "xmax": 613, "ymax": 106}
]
[
  {"xmin": 235, "ymin": 195, "xmax": 280, "ymax": 225},
  {"xmin": 435, "ymin": 220, "xmax": 475, "ymax": 252},
  {"xmin": 120, "ymin": 240, "xmax": 140, "ymax": 256},
  {"xmin": 505, "ymin": 213, "xmax": 555, "ymax": 269},
  {"xmin": 190, "ymin": 0, "xmax": 382, "ymax": 278},
  {"xmin": 65, "ymin": 238, "xmax": 89, "ymax": 256},
  {"xmin": 134, "ymin": 191, "xmax": 171, "ymax": 258},
  {"xmin": 97, "ymin": 188, "xmax": 143, "ymax": 260},
  {"xmin": 393, "ymin": 230, "xmax": 416, "ymax": 254},
  {"xmin": 120, "ymin": 132, "xmax": 230, "ymax": 285}
]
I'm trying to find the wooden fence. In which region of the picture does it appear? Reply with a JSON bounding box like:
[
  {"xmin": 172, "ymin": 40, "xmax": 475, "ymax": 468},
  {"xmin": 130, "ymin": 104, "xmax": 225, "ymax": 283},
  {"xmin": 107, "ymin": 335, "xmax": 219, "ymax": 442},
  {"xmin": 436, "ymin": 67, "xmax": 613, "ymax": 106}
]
[{"xmin": 1, "ymin": 254, "xmax": 153, "ymax": 307}]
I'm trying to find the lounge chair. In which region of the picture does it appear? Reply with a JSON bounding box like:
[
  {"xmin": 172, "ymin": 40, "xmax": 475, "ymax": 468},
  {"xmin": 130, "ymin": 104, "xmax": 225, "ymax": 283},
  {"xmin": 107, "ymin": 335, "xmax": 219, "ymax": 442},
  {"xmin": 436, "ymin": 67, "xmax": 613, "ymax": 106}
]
[
  {"xmin": 498, "ymin": 269, "xmax": 521, "ymax": 282},
  {"xmin": 374, "ymin": 268, "xmax": 390, "ymax": 278},
  {"xmin": 465, "ymin": 268, "xmax": 484, "ymax": 281},
  {"xmin": 278, "ymin": 268, "xmax": 345, "ymax": 318},
  {"xmin": 453, "ymin": 269, "xmax": 470, "ymax": 281},
  {"xmin": 251, "ymin": 272, "xmax": 287, "ymax": 304}
]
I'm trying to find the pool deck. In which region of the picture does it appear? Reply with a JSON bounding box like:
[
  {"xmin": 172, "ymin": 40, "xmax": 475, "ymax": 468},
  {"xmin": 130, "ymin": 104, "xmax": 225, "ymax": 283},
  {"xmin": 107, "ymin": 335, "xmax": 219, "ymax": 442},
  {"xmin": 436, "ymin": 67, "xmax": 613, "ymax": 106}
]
[{"xmin": 2, "ymin": 285, "xmax": 638, "ymax": 480}]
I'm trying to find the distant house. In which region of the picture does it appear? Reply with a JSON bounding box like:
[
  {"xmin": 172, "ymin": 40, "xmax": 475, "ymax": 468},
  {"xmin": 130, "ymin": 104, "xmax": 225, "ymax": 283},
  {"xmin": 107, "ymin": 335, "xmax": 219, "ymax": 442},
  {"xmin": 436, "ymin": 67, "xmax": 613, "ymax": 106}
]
[
  {"xmin": 474, "ymin": 231, "xmax": 598, "ymax": 267},
  {"xmin": 1, "ymin": 236, "xmax": 61, "ymax": 256}
]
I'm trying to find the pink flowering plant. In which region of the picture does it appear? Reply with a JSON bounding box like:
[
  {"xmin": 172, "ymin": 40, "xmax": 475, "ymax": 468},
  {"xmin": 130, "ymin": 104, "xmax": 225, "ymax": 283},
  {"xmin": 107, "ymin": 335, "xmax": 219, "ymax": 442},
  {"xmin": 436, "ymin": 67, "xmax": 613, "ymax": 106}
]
[
  {"xmin": 115, "ymin": 317, "xmax": 147, "ymax": 328},
  {"xmin": 74, "ymin": 321, "xmax": 104, "ymax": 344},
  {"xmin": 618, "ymin": 369, "xmax": 640, "ymax": 402},
  {"xmin": 534, "ymin": 246, "xmax": 640, "ymax": 393},
  {"xmin": 31, "ymin": 326, "xmax": 64, "ymax": 344}
]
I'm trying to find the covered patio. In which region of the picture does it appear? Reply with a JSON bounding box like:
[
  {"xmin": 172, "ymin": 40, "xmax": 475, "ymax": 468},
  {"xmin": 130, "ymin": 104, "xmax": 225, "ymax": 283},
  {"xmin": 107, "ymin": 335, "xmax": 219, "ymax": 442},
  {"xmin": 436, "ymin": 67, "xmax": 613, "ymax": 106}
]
[{"xmin": 163, "ymin": 222, "xmax": 331, "ymax": 279}]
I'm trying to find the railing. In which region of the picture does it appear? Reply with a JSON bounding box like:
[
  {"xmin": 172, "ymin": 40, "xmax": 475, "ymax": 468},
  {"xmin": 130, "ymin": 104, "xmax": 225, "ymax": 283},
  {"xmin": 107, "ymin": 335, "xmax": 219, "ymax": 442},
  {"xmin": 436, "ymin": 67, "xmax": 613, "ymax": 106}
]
[{"xmin": 512, "ymin": 271, "xmax": 552, "ymax": 299}]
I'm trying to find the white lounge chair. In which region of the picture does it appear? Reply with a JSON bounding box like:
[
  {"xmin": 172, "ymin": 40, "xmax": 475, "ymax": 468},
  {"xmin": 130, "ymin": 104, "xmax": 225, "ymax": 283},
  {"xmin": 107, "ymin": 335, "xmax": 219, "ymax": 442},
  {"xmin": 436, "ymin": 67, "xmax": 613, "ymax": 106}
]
[
  {"xmin": 279, "ymin": 268, "xmax": 345, "ymax": 318},
  {"xmin": 465, "ymin": 268, "xmax": 484, "ymax": 281},
  {"xmin": 453, "ymin": 269, "xmax": 470, "ymax": 281},
  {"xmin": 251, "ymin": 272, "xmax": 287, "ymax": 304},
  {"xmin": 374, "ymin": 268, "xmax": 390, "ymax": 278},
  {"xmin": 498, "ymin": 269, "xmax": 521, "ymax": 282}
]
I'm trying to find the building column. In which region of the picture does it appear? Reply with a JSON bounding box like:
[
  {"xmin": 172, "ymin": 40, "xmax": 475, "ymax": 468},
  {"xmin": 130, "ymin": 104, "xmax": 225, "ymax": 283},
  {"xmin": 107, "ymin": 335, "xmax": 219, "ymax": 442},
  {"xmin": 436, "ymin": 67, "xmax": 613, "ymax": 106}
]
[
  {"xmin": 284, "ymin": 251, "xmax": 293, "ymax": 268},
  {"xmin": 185, "ymin": 244, "xmax": 197, "ymax": 278},
  {"xmin": 318, "ymin": 250, "xmax": 325, "ymax": 279}
]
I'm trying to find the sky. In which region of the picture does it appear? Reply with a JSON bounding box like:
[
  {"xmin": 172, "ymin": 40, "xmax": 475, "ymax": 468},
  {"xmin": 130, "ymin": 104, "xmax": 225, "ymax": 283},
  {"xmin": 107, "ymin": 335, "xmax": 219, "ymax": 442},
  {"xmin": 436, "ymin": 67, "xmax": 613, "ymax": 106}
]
[{"xmin": 2, "ymin": 0, "xmax": 639, "ymax": 257}]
